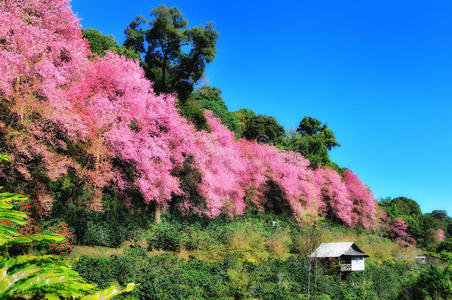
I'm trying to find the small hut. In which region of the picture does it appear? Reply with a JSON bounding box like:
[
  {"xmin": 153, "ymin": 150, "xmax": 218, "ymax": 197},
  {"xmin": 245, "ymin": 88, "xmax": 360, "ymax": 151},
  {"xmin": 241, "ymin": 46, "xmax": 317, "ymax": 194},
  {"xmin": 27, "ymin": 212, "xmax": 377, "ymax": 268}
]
[
  {"xmin": 415, "ymin": 254, "xmax": 426, "ymax": 264},
  {"xmin": 310, "ymin": 242, "xmax": 369, "ymax": 271}
]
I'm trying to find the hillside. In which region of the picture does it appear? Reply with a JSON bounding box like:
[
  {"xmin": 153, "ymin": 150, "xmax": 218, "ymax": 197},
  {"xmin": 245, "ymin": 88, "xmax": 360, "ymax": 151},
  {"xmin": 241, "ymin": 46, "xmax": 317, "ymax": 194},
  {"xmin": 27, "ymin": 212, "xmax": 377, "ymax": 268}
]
[{"xmin": 0, "ymin": 0, "xmax": 450, "ymax": 299}]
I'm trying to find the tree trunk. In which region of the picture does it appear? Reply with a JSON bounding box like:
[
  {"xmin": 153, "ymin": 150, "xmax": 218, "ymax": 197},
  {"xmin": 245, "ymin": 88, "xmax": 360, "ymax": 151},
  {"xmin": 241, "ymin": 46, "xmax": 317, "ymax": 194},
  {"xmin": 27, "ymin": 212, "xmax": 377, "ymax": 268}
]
[{"xmin": 155, "ymin": 202, "xmax": 161, "ymax": 224}]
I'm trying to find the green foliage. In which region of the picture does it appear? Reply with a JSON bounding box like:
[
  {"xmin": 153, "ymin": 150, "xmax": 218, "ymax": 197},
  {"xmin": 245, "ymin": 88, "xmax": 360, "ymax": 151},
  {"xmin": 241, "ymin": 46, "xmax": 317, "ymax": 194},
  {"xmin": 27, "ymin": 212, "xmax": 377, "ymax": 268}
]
[
  {"xmin": 147, "ymin": 222, "xmax": 182, "ymax": 252},
  {"xmin": 379, "ymin": 196, "xmax": 451, "ymax": 249},
  {"xmin": 0, "ymin": 155, "xmax": 10, "ymax": 163},
  {"xmin": 281, "ymin": 116, "xmax": 341, "ymax": 168},
  {"xmin": 0, "ymin": 188, "xmax": 64, "ymax": 250},
  {"xmin": 381, "ymin": 197, "xmax": 422, "ymax": 219},
  {"xmin": 240, "ymin": 113, "xmax": 285, "ymax": 145},
  {"xmin": 74, "ymin": 251, "xmax": 421, "ymax": 300},
  {"xmin": 392, "ymin": 197, "xmax": 423, "ymax": 216},
  {"xmin": 82, "ymin": 28, "xmax": 140, "ymax": 59},
  {"xmin": 262, "ymin": 180, "xmax": 292, "ymax": 216},
  {"xmin": 192, "ymin": 86, "xmax": 240, "ymax": 134},
  {"xmin": 438, "ymin": 241, "xmax": 452, "ymax": 253},
  {"xmin": 124, "ymin": 5, "xmax": 219, "ymax": 101},
  {"xmin": 51, "ymin": 201, "xmax": 151, "ymax": 248},
  {"xmin": 413, "ymin": 266, "xmax": 452, "ymax": 299},
  {"xmin": 297, "ymin": 134, "xmax": 331, "ymax": 167},
  {"xmin": 233, "ymin": 112, "xmax": 343, "ymax": 169},
  {"xmin": 297, "ymin": 116, "xmax": 340, "ymax": 150},
  {"xmin": 234, "ymin": 108, "xmax": 256, "ymax": 137},
  {"xmin": 82, "ymin": 28, "xmax": 118, "ymax": 57},
  {"xmin": 83, "ymin": 221, "xmax": 116, "ymax": 248},
  {"xmin": 113, "ymin": 46, "xmax": 142, "ymax": 61},
  {"xmin": 0, "ymin": 154, "xmax": 135, "ymax": 298},
  {"xmin": 72, "ymin": 256, "xmax": 117, "ymax": 290},
  {"xmin": 176, "ymin": 98, "xmax": 209, "ymax": 131},
  {"xmin": 0, "ymin": 255, "xmax": 95, "ymax": 299},
  {"xmin": 80, "ymin": 283, "xmax": 135, "ymax": 300},
  {"xmin": 50, "ymin": 169, "xmax": 94, "ymax": 209},
  {"xmin": 50, "ymin": 174, "xmax": 152, "ymax": 248}
]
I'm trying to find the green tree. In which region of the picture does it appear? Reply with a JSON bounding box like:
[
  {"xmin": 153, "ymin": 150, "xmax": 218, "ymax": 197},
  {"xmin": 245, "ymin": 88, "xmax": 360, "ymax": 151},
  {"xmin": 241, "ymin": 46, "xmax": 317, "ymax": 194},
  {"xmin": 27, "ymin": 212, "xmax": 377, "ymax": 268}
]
[
  {"xmin": 297, "ymin": 116, "xmax": 340, "ymax": 151},
  {"xmin": 82, "ymin": 28, "xmax": 140, "ymax": 60},
  {"xmin": 177, "ymin": 99, "xmax": 209, "ymax": 131},
  {"xmin": 391, "ymin": 197, "xmax": 422, "ymax": 216},
  {"xmin": 124, "ymin": 5, "xmax": 219, "ymax": 101},
  {"xmin": 297, "ymin": 134, "xmax": 330, "ymax": 167},
  {"xmin": 378, "ymin": 196, "xmax": 452, "ymax": 248},
  {"xmin": 379, "ymin": 197, "xmax": 424, "ymax": 243},
  {"xmin": 241, "ymin": 114, "xmax": 285, "ymax": 145},
  {"xmin": 292, "ymin": 116, "xmax": 340, "ymax": 168},
  {"xmin": 192, "ymin": 86, "xmax": 240, "ymax": 134},
  {"xmin": 234, "ymin": 108, "xmax": 256, "ymax": 137}
]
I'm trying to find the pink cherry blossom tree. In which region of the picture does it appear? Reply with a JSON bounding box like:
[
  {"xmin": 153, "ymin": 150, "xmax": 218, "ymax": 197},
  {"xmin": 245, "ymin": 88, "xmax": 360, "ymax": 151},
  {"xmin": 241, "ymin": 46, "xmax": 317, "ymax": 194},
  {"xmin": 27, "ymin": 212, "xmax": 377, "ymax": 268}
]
[
  {"xmin": 391, "ymin": 217, "xmax": 416, "ymax": 246},
  {"xmin": 0, "ymin": 0, "xmax": 381, "ymax": 228},
  {"xmin": 315, "ymin": 167, "xmax": 354, "ymax": 226},
  {"xmin": 343, "ymin": 169, "xmax": 377, "ymax": 228}
]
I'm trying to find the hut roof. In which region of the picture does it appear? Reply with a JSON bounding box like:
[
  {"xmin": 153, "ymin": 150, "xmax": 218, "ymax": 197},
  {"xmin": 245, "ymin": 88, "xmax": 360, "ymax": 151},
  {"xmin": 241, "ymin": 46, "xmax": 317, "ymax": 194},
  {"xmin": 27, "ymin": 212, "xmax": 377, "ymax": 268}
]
[{"xmin": 309, "ymin": 242, "xmax": 369, "ymax": 258}]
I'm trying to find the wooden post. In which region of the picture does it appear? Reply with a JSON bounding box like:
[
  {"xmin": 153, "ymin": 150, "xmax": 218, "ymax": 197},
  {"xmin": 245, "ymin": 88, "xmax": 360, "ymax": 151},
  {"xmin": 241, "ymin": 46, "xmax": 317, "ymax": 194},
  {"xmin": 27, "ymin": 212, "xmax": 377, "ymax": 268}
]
[
  {"xmin": 307, "ymin": 257, "xmax": 311, "ymax": 300},
  {"xmin": 363, "ymin": 266, "xmax": 365, "ymax": 285},
  {"xmin": 315, "ymin": 257, "xmax": 318, "ymax": 289},
  {"xmin": 155, "ymin": 202, "xmax": 161, "ymax": 224}
]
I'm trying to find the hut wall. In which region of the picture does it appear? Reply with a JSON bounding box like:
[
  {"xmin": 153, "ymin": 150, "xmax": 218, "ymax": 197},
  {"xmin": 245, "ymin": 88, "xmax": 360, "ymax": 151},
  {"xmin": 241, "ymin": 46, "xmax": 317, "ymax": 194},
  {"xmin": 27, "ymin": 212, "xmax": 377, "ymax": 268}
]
[{"xmin": 351, "ymin": 257, "xmax": 365, "ymax": 271}]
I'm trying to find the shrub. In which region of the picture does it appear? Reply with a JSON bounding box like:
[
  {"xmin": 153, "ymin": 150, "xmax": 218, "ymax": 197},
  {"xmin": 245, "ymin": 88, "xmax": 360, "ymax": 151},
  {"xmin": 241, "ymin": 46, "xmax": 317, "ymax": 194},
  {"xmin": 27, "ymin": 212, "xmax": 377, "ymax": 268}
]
[
  {"xmin": 227, "ymin": 224, "xmax": 267, "ymax": 259},
  {"xmin": 73, "ymin": 250, "xmax": 424, "ymax": 300},
  {"xmin": 73, "ymin": 256, "xmax": 116, "ymax": 289},
  {"xmin": 147, "ymin": 222, "xmax": 182, "ymax": 251},
  {"xmin": 46, "ymin": 221, "xmax": 75, "ymax": 255},
  {"xmin": 413, "ymin": 266, "xmax": 452, "ymax": 299},
  {"xmin": 267, "ymin": 238, "xmax": 290, "ymax": 257},
  {"xmin": 83, "ymin": 220, "xmax": 116, "ymax": 247}
]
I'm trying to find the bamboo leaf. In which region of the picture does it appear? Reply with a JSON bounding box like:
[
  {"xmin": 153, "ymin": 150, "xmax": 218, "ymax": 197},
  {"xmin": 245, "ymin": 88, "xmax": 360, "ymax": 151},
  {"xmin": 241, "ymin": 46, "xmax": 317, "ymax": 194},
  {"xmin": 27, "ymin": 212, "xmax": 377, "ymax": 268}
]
[
  {"xmin": 44, "ymin": 293, "xmax": 60, "ymax": 300},
  {"xmin": 0, "ymin": 155, "xmax": 10, "ymax": 163},
  {"xmin": 0, "ymin": 224, "xmax": 20, "ymax": 237},
  {"xmin": 0, "ymin": 210, "xmax": 29, "ymax": 225},
  {"xmin": 0, "ymin": 266, "xmax": 41, "ymax": 297},
  {"xmin": 2, "ymin": 233, "xmax": 65, "ymax": 248},
  {"xmin": 80, "ymin": 283, "xmax": 136, "ymax": 300}
]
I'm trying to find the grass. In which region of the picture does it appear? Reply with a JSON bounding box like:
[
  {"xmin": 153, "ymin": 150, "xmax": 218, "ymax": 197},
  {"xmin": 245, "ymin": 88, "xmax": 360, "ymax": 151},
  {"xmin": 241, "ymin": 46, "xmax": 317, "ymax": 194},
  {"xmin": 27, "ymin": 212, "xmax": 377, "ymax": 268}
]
[{"xmin": 70, "ymin": 245, "xmax": 124, "ymax": 258}]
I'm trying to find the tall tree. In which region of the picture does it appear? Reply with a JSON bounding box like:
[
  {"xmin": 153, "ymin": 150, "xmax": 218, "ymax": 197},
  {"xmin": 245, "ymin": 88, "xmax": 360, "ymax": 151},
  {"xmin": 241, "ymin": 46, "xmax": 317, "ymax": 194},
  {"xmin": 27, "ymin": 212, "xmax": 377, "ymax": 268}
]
[
  {"xmin": 242, "ymin": 114, "xmax": 285, "ymax": 145},
  {"xmin": 124, "ymin": 5, "xmax": 219, "ymax": 101},
  {"xmin": 294, "ymin": 116, "xmax": 340, "ymax": 168},
  {"xmin": 234, "ymin": 108, "xmax": 256, "ymax": 137},
  {"xmin": 297, "ymin": 116, "xmax": 340, "ymax": 150}
]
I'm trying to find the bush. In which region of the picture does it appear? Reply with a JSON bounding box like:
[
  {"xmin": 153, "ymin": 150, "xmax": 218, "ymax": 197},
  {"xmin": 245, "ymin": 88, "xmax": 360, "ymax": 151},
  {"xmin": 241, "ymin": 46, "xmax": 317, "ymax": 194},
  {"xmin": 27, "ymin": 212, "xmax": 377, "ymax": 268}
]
[
  {"xmin": 74, "ymin": 251, "xmax": 421, "ymax": 300},
  {"xmin": 147, "ymin": 222, "xmax": 182, "ymax": 251},
  {"xmin": 73, "ymin": 256, "xmax": 116, "ymax": 289},
  {"xmin": 83, "ymin": 220, "xmax": 116, "ymax": 247},
  {"xmin": 50, "ymin": 187, "xmax": 153, "ymax": 248},
  {"xmin": 413, "ymin": 266, "xmax": 452, "ymax": 299}
]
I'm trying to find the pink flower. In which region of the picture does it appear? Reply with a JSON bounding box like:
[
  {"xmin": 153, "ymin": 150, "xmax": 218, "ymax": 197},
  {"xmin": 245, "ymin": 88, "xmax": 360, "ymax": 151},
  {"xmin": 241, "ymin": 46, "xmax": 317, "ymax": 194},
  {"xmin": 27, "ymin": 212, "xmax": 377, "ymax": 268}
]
[
  {"xmin": 437, "ymin": 229, "xmax": 445, "ymax": 242},
  {"xmin": 0, "ymin": 0, "xmax": 379, "ymax": 227}
]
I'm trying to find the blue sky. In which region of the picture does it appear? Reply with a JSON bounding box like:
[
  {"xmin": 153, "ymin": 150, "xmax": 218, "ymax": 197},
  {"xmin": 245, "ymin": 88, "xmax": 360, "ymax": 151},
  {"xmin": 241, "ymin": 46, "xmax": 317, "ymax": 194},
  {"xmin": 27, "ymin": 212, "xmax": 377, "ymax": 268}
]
[{"xmin": 71, "ymin": 0, "xmax": 452, "ymax": 214}]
